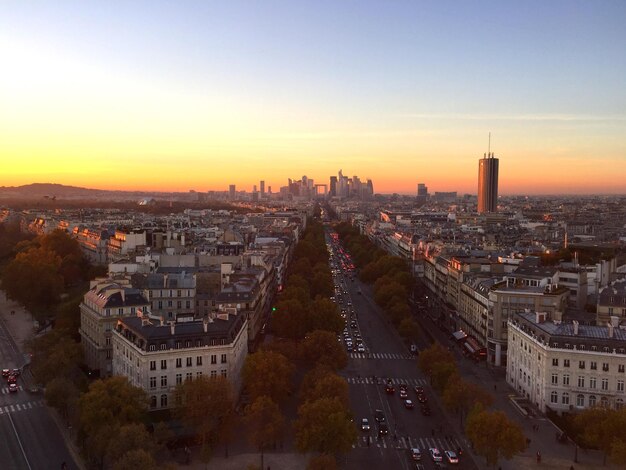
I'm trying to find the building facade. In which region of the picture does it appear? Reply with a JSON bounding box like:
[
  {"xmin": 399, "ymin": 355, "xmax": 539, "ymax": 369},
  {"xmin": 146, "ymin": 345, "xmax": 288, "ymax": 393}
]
[
  {"xmin": 507, "ymin": 311, "xmax": 626, "ymax": 414},
  {"xmin": 477, "ymin": 153, "xmax": 499, "ymax": 214},
  {"xmin": 79, "ymin": 280, "xmax": 150, "ymax": 376},
  {"xmin": 112, "ymin": 313, "xmax": 247, "ymax": 410}
]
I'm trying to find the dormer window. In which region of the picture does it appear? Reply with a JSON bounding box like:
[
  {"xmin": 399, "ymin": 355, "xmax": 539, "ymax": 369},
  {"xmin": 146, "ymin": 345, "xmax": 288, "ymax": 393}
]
[
  {"xmin": 149, "ymin": 344, "xmax": 156, "ymax": 351},
  {"xmin": 160, "ymin": 343, "xmax": 167, "ymax": 350}
]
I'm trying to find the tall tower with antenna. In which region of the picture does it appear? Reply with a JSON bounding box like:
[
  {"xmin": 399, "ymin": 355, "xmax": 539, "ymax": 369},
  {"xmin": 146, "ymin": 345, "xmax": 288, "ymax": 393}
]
[{"xmin": 477, "ymin": 133, "xmax": 499, "ymax": 213}]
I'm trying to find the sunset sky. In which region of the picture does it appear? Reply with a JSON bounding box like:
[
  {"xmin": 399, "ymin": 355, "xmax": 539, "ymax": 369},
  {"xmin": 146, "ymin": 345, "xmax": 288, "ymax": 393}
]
[{"xmin": 1, "ymin": 1, "xmax": 625, "ymax": 195}]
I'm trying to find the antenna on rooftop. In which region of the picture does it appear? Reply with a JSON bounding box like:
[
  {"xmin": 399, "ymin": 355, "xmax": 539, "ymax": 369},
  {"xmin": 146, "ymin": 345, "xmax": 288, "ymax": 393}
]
[{"xmin": 488, "ymin": 132, "xmax": 491, "ymax": 156}]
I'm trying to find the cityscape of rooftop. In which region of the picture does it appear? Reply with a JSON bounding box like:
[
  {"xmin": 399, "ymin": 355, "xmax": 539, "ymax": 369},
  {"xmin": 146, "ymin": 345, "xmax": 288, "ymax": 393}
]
[
  {"xmin": 1, "ymin": 1, "xmax": 625, "ymax": 195},
  {"xmin": 1, "ymin": 2, "xmax": 626, "ymax": 470}
]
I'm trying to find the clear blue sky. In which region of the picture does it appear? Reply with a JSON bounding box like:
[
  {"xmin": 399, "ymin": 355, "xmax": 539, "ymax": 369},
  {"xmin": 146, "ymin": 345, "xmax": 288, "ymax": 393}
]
[{"xmin": 1, "ymin": 1, "xmax": 625, "ymax": 194}]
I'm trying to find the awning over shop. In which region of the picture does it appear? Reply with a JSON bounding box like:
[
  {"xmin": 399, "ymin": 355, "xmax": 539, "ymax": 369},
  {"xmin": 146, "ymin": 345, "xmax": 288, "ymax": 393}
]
[{"xmin": 464, "ymin": 341, "xmax": 476, "ymax": 354}]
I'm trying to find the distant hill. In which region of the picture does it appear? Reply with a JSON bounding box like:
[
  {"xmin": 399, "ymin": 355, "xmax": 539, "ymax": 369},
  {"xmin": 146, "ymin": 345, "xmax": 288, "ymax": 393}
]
[{"xmin": 0, "ymin": 183, "xmax": 104, "ymax": 197}]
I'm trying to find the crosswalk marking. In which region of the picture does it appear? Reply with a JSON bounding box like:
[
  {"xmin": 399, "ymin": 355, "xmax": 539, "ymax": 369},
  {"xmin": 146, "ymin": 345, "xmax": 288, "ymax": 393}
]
[
  {"xmin": 345, "ymin": 376, "xmax": 428, "ymax": 386},
  {"xmin": 1, "ymin": 385, "xmax": 24, "ymax": 394},
  {"xmin": 352, "ymin": 435, "xmax": 469, "ymax": 450},
  {"xmin": 0, "ymin": 400, "xmax": 44, "ymax": 415},
  {"xmin": 349, "ymin": 352, "xmax": 415, "ymax": 360}
]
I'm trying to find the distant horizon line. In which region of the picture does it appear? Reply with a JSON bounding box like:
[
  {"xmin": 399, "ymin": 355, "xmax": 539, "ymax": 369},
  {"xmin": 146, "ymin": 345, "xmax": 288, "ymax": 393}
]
[{"xmin": 0, "ymin": 182, "xmax": 623, "ymax": 198}]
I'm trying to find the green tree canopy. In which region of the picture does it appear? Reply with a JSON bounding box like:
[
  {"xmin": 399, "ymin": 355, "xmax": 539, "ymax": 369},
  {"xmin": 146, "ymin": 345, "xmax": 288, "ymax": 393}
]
[
  {"xmin": 301, "ymin": 330, "xmax": 348, "ymax": 370},
  {"xmin": 174, "ymin": 376, "xmax": 234, "ymax": 455},
  {"xmin": 242, "ymin": 350, "xmax": 294, "ymax": 404},
  {"xmin": 299, "ymin": 368, "xmax": 350, "ymax": 408},
  {"xmin": 295, "ymin": 397, "xmax": 357, "ymax": 455},
  {"xmin": 465, "ymin": 405, "xmax": 527, "ymax": 466}
]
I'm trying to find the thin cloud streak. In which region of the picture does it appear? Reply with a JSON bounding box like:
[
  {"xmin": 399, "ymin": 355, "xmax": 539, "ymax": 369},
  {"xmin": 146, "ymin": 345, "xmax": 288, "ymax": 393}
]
[{"xmin": 398, "ymin": 113, "xmax": 626, "ymax": 122}]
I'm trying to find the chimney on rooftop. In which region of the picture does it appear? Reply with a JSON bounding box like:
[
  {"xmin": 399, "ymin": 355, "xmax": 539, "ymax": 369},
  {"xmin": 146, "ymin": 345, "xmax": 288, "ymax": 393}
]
[
  {"xmin": 573, "ymin": 320, "xmax": 579, "ymax": 335},
  {"xmin": 170, "ymin": 321, "xmax": 175, "ymax": 336},
  {"xmin": 610, "ymin": 316, "xmax": 619, "ymax": 327},
  {"xmin": 203, "ymin": 317, "xmax": 209, "ymax": 333},
  {"xmin": 608, "ymin": 322, "xmax": 614, "ymax": 339}
]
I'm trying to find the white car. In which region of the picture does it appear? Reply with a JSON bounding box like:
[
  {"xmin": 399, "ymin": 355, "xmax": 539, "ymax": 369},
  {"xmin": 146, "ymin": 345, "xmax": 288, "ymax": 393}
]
[
  {"xmin": 429, "ymin": 448, "xmax": 442, "ymax": 462},
  {"xmin": 357, "ymin": 345, "xmax": 365, "ymax": 353},
  {"xmin": 444, "ymin": 450, "xmax": 459, "ymax": 464}
]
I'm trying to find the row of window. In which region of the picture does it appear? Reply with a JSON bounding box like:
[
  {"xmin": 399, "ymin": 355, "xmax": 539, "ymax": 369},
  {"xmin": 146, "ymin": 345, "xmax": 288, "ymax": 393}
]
[
  {"xmin": 149, "ymin": 354, "xmax": 227, "ymax": 370},
  {"xmin": 148, "ymin": 289, "xmax": 193, "ymax": 299},
  {"xmin": 148, "ymin": 339, "xmax": 228, "ymax": 351},
  {"xmin": 549, "ymin": 391, "xmax": 624, "ymax": 409},
  {"xmin": 155, "ymin": 300, "xmax": 192, "ymax": 309},
  {"xmin": 551, "ymin": 358, "xmax": 625, "ymax": 372},
  {"xmin": 550, "ymin": 373, "xmax": 624, "ymax": 392},
  {"xmin": 148, "ymin": 369, "xmax": 228, "ymax": 389}
]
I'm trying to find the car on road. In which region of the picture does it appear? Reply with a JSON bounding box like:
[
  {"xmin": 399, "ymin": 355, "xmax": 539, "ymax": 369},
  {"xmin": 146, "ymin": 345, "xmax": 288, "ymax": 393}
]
[
  {"xmin": 385, "ymin": 384, "xmax": 395, "ymax": 394},
  {"xmin": 444, "ymin": 450, "xmax": 459, "ymax": 464},
  {"xmin": 9, "ymin": 383, "xmax": 18, "ymax": 393},
  {"xmin": 414, "ymin": 386, "xmax": 424, "ymax": 394},
  {"xmin": 418, "ymin": 394, "xmax": 428, "ymax": 403},
  {"xmin": 7, "ymin": 375, "xmax": 17, "ymax": 385},
  {"xmin": 429, "ymin": 448, "xmax": 443, "ymax": 462},
  {"xmin": 12, "ymin": 368, "xmax": 20, "ymax": 376},
  {"xmin": 374, "ymin": 409, "xmax": 385, "ymax": 423},
  {"xmin": 404, "ymin": 399, "xmax": 414, "ymax": 409},
  {"xmin": 409, "ymin": 448, "xmax": 422, "ymax": 461},
  {"xmin": 357, "ymin": 345, "xmax": 365, "ymax": 353},
  {"xmin": 377, "ymin": 422, "xmax": 389, "ymax": 436},
  {"xmin": 2, "ymin": 369, "xmax": 10, "ymax": 377},
  {"xmin": 399, "ymin": 389, "xmax": 408, "ymax": 399},
  {"xmin": 361, "ymin": 418, "xmax": 370, "ymax": 431}
]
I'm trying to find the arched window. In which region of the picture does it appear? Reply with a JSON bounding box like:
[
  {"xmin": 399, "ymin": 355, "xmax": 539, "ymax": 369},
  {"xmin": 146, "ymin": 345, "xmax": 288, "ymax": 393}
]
[
  {"xmin": 576, "ymin": 394, "xmax": 584, "ymax": 407},
  {"xmin": 600, "ymin": 396, "xmax": 609, "ymax": 408},
  {"xmin": 550, "ymin": 391, "xmax": 558, "ymax": 404},
  {"xmin": 161, "ymin": 394, "xmax": 168, "ymax": 408},
  {"xmin": 589, "ymin": 395, "xmax": 596, "ymax": 407},
  {"xmin": 150, "ymin": 396, "xmax": 157, "ymax": 409},
  {"xmin": 616, "ymin": 399, "xmax": 624, "ymax": 410}
]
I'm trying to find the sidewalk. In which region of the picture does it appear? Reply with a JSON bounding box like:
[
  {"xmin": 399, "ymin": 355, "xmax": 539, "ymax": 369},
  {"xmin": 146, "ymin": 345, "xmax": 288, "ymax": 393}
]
[
  {"xmin": 0, "ymin": 290, "xmax": 35, "ymax": 361},
  {"xmin": 0, "ymin": 290, "xmax": 87, "ymax": 470},
  {"xmin": 457, "ymin": 352, "xmax": 618, "ymax": 470},
  {"xmin": 186, "ymin": 452, "xmax": 311, "ymax": 470}
]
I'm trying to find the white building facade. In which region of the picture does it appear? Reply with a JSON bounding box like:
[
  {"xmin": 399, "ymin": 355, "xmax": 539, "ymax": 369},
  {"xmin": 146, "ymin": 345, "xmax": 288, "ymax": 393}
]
[
  {"xmin": 111, "ymin": 313, "xmax": 248, "ymax": 410},
  {"xmin": 507, "ymin": 311, "xmax": 626, "ymax": 415}
]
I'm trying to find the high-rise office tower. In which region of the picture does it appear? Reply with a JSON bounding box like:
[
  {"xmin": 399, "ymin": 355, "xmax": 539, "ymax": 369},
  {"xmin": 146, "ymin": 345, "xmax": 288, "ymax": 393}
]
[
  {"xmin": 329, "ymin": 176, "xmax": 337, "ymax": 197},
  {"xmin": 477, "ymin": 153, "xmax": 499, "ymax": 213},
  {"xmin": 229, "ymin": 184, "xmax": 236, "ymax": 200},
  {"xmin": 417, "ymin": 183, "xmax": 428, "ymax": 197},
  {"xmin": 260, "ymin": 180, "xmax": 265, "ymax": 196}
]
